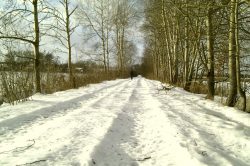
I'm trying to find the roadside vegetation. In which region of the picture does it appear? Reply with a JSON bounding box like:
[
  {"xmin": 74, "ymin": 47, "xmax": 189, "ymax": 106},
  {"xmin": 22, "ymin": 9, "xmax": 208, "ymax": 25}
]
[{"xmin": 141, "ymin": 0, "xmax": 250, "ymax": 112}]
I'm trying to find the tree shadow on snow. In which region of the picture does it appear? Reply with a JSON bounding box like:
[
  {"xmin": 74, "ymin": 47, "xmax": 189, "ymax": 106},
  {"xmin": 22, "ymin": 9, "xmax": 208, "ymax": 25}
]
[
  {"xmin": 0, "ymin": 80, "xmax": 125, "ymax": 135},
  {"xmin": 159, "ymin": 95, "xmax": 249, "ymax": 166},
  {"xmin": 88, "ymin": 90, "xmax": 139, "ymax": 166}
]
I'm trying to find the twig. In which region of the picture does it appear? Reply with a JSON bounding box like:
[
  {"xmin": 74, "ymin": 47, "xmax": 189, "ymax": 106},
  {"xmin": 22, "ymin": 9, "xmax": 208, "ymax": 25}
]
[
  {"xmin": 157, "ymin": 84, "xmax": 174, "ymax": 94},
  {"xmin": 16, "ymin": 159, "xmax": 47, "ymax": 166},
  {"xmin": 91, "ymin": 158, "xmax": 96, "ymax": 165},
  {"xmin": 136, "ymin": 156, "xmax": 151, "ymax": 161},
  {"xmin": 0, "ymin": 139, "xmax": 35, "ymax": 154}
]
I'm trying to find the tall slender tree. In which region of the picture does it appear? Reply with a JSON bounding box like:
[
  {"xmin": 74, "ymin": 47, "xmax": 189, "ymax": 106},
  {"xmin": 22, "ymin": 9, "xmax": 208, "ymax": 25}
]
[
  {"xmin": 77, "ymin": 0, "xmax": 112, "ymax": 73},
  {"xmin": 53, "ymin": 0, "xmax": 78, "ymax": 88},
  {"xmin": 0, "ymin": 0, "xmax": 47, "ymax": 93},
  {"xmin": 226, "ymin": 0, "xmax": 238, "ymax": 106},
  {"xmin": 234, "ymin": 0, "xmax": 246, "ymax": 111}
]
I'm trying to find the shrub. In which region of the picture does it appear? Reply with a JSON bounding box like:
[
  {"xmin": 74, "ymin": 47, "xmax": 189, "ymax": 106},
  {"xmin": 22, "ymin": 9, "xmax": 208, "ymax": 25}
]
[
  {"xmin": 0, "ymin": 71, "xmax": 33, "ymax": 105},
  {"xmin": 190, "ymin": 82, "xmax": 207, "ymax": 94}
]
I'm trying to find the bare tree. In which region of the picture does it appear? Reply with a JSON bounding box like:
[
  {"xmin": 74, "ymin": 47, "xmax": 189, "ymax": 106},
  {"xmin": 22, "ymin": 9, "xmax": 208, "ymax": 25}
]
[
  {"xmin": 0, "ymin": 0, "xmax": 52, "ymax": 93},
  {"xmin": 226, "ymin": 0, "xmax": 238, "ymax": 106},
  {"xmin": 77, "ymin": 0, "xmax": 112, "ymax": 73},
  {"xmin": 227, "ymin": 0, "xmax": 247, "ymax": 110},
  {"xmin": 52, "ymin": 0, "xmax": 78, "ymax": 88},
  {"xmin": 113, "ymin": 0, "xmax": 137, "ymax": 76}
]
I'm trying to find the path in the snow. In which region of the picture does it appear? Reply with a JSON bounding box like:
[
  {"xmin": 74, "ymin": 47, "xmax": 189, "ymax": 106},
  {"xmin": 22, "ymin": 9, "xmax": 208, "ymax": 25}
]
[{"xmin": 0, "ymin": 77, "xmax": 249, "ymax": 166}]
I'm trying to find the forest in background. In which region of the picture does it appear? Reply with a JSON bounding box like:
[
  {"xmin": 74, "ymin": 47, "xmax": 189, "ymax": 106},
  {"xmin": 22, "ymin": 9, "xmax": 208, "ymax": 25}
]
[
  {"xmin": 141, "ymin": 0, "xmax": 250, "ymax": 112},
  {"xmin": 0, "ymin": 0, "xmax": 140, "ymax": 104},
  {"xmin": 0, "ymin": 0, "xmax": 250, "ymax": 112}
]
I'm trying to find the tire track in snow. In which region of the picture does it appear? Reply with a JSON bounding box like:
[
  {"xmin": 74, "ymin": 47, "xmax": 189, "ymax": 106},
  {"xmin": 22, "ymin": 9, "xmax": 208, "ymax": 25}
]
[
  {"xmin": 2, "ymin": 77, "xmax": 249, "ymax": 166},
  {"xmin": 40, "ymin": 79, "xmax": 137, "ymax": 165},
  {"xmin": 0, "ymin": 79, "xmax": 127, "ymax": 136},
  {"xmin": 121, "ymin": 78, "xmax": 203, "ymax": 166},
  {"xmin": 145, "ymin": 79, "xmax": 250, "ymax": 166},
  {"xmin": 0, "ymin": 79, "xmax": 139, "ymax": 165},
  {"xmin": 0, "ymin": 80, "xmax": 131, "ymax": 164},
  {"xmin": 0, "ymin": 79, "xmax": 129, "ymax": 139},
  {"xmin": 86, "ymin": 78, "xmax": 142, "ymax": 166},
  {"xmin": 83, "ymin": 77, "xmax": 203, "ymax": 166}
]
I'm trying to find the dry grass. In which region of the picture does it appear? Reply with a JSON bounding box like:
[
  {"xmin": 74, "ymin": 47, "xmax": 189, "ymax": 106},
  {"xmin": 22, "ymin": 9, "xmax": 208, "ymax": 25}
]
[
  {"xmin": 0, "ymin": 71, "xmax": 33, "ymax": 104},
  {"xmin": 189, "ymin": 82, "xmax": 207, "ymax": 94},
  {"xmin": 0, "ymin": 70, "xmax": 120, "ymax": 105}
]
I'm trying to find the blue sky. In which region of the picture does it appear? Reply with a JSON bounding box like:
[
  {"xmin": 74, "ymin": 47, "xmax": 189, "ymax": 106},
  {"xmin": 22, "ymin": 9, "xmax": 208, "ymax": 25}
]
[{"xmin": 0, "ymin": 0, "xmax": 145, "ymax": 64}]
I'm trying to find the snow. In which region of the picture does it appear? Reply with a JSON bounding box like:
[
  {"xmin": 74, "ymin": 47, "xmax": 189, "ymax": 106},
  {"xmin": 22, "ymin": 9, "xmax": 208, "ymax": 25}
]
[{"xmin": 0, "ymin": 77, "xmax": 249, "ymax": 166}]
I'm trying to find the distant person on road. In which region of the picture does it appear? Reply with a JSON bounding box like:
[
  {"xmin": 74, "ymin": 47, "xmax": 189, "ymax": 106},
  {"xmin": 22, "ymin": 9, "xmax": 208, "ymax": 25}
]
[{"xmin": 130, "ymin": 70, "xmax": 134, "ymax": 80}]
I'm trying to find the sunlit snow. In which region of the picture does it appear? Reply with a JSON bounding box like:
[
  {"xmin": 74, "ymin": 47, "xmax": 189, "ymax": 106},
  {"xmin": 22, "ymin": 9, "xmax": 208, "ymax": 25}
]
[{"xmin": 0, "ymin": 77, "xmax": 249, "ymax": 166}]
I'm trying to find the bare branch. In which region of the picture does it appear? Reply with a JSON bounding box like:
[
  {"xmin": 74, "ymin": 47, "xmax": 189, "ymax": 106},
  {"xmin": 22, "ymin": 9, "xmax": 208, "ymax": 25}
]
[
  {"xmin": 0, "ymin": 36, "xmax": 34, "ymax": 44},
  {"xmin": 69, "ymin": 6, "xmax": 78, "ymax": 17}
]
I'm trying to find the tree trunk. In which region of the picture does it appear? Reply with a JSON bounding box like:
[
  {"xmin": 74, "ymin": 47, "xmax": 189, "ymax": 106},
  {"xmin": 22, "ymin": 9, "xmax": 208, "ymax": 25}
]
[
  {"xmin": 102, "ymin": 36, "xmax": 107, "ymax": 73},
  {"xmin": 33, "ymin": 0, "xmax": 41, "ymax": 93},
  {"xmin": 173, "ymin": 22, "xmax": 179, "ymax": 84},
  {"xmin": 121, "ymin": 27, "xmax": 125, "ymax": 75},
  {"xmin": 106, "ymin": 27, "xmax": 110, "ymax": 73},
  {"xmin": 161, "ymin": 0, "xmax": 173, "ymax": 83},
  {"xmin": 65, "ymin": 0, "xmax": 75, "ymax": 88},
  {"xmin": 116, "ymin": 25, "xmax": 121, "ymax": 73},
  {"xmin": 183, "ymin": 0, "xmax": 190, "ymax": 90},
  {"xmin": 206, "ymin": 7, "xmax": 215, "ymax": 100},
  {"xmin": 235, "ymin": 0, "xmax": 246, "ymax": 111},
  {"xmin": 100, "ymin": 1, "xmax": 107, "ymax": 73},
  {"xmin": 226, "ymin": 0, "xmax": 238, "ymax": 106},
  {"xmin": 184, "ymin": 15, "xmax": 190, "ymax": 90}
]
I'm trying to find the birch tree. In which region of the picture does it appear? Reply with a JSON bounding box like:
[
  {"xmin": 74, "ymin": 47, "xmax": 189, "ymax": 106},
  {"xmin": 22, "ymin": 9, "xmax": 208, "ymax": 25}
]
[
  {"xmin": 235, "ymin": 0, "xmax": 246, "ymax": 111},
  {"xmin": 77, "ymin": 0, "xmax": 112, "ymax": 73},
  {"xmin": 226, "ymin": 0, "xmax": 247, "ymax": 110},
  {"xmin": 142, "ymin": 0, "xmax": 249, "ymax": 111},
  {"xmin": 113, "ymin": 0, "xmax": 130, "ymax": 75}
]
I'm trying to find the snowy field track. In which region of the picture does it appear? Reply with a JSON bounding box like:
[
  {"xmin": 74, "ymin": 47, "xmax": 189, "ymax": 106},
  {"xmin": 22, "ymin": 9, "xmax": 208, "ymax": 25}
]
[{"xmin": 0, "ymin": 77, "xmax": 249, "ymax": 166}]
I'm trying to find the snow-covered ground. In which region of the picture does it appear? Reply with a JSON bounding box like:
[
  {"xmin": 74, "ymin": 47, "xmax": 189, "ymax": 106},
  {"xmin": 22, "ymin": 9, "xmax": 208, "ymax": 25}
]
[{"xmin": 0, "ymin": 77, "xmax": 249, "ymax": 166}]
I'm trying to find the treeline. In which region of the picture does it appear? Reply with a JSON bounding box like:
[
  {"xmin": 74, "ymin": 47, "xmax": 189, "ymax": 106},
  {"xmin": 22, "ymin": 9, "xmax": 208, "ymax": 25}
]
[
  {"xmin": 0, "ymin": 50, "xmax": 117, "ymax": 104},
  {"xmin": 141, "ymin": 0, "xmax": 250, "ymax": 112},
  {"xmin": 0, "ymin": 0, "xmax": 138, "ymax": 95},
  {"xmin": 1, "ymin": 51, "xmax": 58, "ymax": 72},
  {"xmin": 0, "ymin": 50, "xmax": 98, "ymax": 73},
  {"xmin": 0, "ymin": 0, "xmax": 139, "ymax": 104}
]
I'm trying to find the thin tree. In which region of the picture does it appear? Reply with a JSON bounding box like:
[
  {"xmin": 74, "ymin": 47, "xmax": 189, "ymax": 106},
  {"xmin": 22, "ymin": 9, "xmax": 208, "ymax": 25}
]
[
  {"xmin": 0, "ymin": 0, "xmax": 51, "ymax": 93},
  {"xmin": 77, "ymin": 0, "xmax": 111, "ymax": 73},
  {"xmin": 53, "ymin": 0, "xmax": 78, "ymax": 88},
  {"xmin": 113, "ymin": 0, "xmax": 138, "ymax": 76},
  {"xmin": 235, "ymin": 0, "xmax": 246, "ymax": 111},
  {"xmin": 206, "ymin": 1, "xmax": 216, "ymax": 100},
  {"xmin": 226, "ymin": 0, "xmax": 238, "ymax": 106}
]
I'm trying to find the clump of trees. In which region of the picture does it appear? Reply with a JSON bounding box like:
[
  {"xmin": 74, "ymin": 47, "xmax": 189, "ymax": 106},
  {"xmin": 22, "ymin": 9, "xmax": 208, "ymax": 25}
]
[
  {"xmin": 141, "ymin": 0, "xmax": 250, "ymax": 112},
  {"xmin": 0, "ymin": 49, "xmax": 114, "ymax": 104},
  {"xmin": 0, "ymin": 0, "xmax": 139, "ymax": 104},
  {"xmin": 76, "ymin": 0, "xmax": 138, "ymax": 76}
]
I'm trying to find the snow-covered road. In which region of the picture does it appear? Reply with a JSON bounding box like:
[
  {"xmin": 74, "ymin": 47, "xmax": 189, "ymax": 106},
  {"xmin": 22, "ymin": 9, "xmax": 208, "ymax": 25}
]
[{"xmin": 0, "ymin": 77, "xmax": 249, "ymax": 166}]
